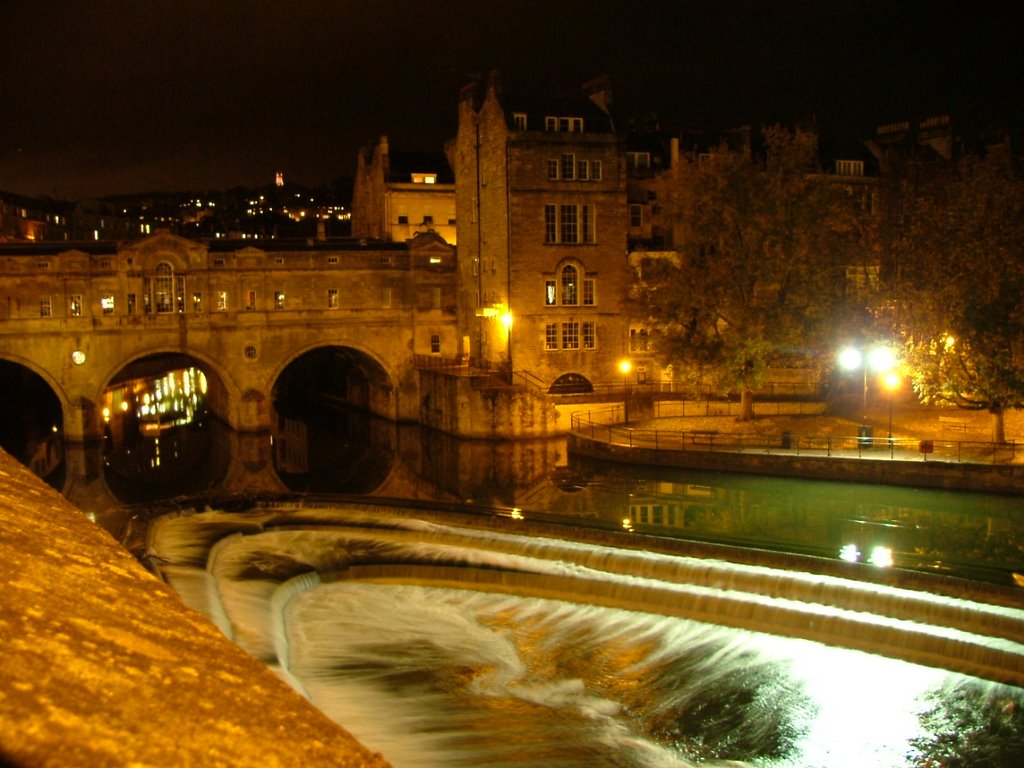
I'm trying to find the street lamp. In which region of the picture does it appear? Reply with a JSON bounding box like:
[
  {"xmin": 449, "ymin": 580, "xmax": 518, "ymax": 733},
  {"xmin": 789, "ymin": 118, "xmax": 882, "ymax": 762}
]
[
  {"xmin": 882, "ymin": 371, "xmax": 901, "ymax": 457},
  {"xmin": 838, "ymin": 345, "xmax": 896, "ymax": 421},
  {"xmin": 618, "ymin": 359, "xmax": 632, "ymax": 424}
]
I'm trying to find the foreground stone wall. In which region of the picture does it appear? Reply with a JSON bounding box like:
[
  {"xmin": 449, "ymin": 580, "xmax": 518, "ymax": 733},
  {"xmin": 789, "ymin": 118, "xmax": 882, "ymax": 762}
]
[{"xmin": 0, "ymin": 450, "xmax": 390, "ymax": 768}]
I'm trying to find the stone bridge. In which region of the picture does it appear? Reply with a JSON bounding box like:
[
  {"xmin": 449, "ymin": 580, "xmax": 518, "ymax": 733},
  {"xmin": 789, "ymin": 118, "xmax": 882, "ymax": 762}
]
[{"xmin": 0, "ymin": 231, "xmax": 460, "ymax": 443}]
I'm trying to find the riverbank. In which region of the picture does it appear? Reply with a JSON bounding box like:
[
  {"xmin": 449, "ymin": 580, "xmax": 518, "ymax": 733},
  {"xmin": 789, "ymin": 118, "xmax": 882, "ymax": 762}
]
[{"xmin": 568, "ymin": 402, "xmax": 1024, "ymax": 495}]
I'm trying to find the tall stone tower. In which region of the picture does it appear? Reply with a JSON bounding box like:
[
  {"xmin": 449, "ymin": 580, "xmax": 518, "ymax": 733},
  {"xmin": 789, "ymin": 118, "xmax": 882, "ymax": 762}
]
[{"xmin": 447, "ymin": 71, "xmax": 630, "ymax": 394}]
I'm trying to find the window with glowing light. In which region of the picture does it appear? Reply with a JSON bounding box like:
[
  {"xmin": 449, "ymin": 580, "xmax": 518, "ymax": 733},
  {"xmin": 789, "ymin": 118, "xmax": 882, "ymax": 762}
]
[
  {"xmin": 101, "ymin": 295, "xmax": 115, "ymax": 315},
  {"xmin": 545, "ymin": 323, "xmax": 558, "ymax": 350},
  {"xmin": 562, "ymin": 321, "xmax": 580, "ymax": 349},
  {"xmin": 69, "ymin": 295, "xmax": 82, "ymax": 317},
  {"xmin": 545, "ymin": 280, "xmax": 557, "ymax": 306},
  {"xmin": 274, "ymin": 291, "xmax": 285, "ymax": 310},
  {"xmin": 155, "ymin": 263, "xmax": 174, "ymax": 313},
  {"xmin": 561, "ymin": 265, "xmax": 578, "ymax": 305},
  {"xmin": 327, "ymin": 288, "xmax": 338, "ymax": 309}
]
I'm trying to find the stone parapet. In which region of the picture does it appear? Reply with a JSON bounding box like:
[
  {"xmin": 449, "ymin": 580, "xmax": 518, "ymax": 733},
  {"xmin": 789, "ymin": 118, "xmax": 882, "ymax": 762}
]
[{"xmin": 0, "ymin": 449, "xmax": 390, "ymax": 768}]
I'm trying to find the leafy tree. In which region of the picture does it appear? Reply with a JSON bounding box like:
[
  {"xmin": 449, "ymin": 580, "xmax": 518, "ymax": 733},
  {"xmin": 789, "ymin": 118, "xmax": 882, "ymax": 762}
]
[
  {"xmin": 630, "ymin": 126, "xmax": 863, "ymax": 419},
  {"xmin": 877, "ymin": 147, "xmax": 1024, "ymax": 442}
]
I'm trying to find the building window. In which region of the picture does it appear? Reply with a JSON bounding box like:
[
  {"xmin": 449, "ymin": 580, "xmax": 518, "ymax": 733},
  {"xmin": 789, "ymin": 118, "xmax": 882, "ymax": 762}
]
[
  {"xmin": 592, "ymin": 160, "xmax": 602, "ymax": 180},
  {"xmin": 430, "ymin": 334, "xmax": 441, "ymax": 354},
  {"xmin": 561, "ymin": 154, "xmax": 575, "ymax": 180},
  {"xmin": 216, "ymin": 291, "xmax": 229, "ymax": 311},
  {"xmin": 213, "ymin": 258, "xmax": 225, "ymax": 267},
  {"xmin": 545, "ymin": 323, "xmax": 558, "ymax": 350},
  {"xmin": 583, "ymin": 321, "xmax": 596, "ymax": 349},
  {"xmin": 627, "ymin": 152, "xmax": 651, "ymax": 170},
  {"xmin": 328, "ymin": 256, "xmax": 338, "ymax": 265},
  {"xmin": 274, "ymin": 291, "xmax": 285, "ymax": 309},
  {"xmin": 630, "ymin": 204, "xmax": 643, "ymax": 228},
  {"xmin": 544, "ymin": 205, "xmax": 557, "ymax": 243},
  {"xmin": 560, "ymin": 205, "xmax": 578, "ymax": 243},
  {"xmin": 513, "ymin": 112, "xmax": 528, "ymax": 130},
  {"xmin": 127, "ymin": 293, "xmax": 136, "ymax": 315},
  {"xmin": 101, "ymin": 295, "xmax": 115, "ymax": 315},
  {"xmin": 192, "ymin": 292, "xmax": 203, "ymax": 312},
  {"xmin": 545, "ymin": 280, "xmax": 557, "ymax": 306},
  {"xmin": 582, "ymin": 205, "xmax": 595, "ymax": 243},
  {"xmin": 327, "ymin": 288, "xmax": 339, "ymax": 308},
  {"xmin": 583, "ymin": 278, "xmax": 595, "ymax": 305},
  {"xmin": 244, "ymin": 345, "xmax": 258, "ymax": 359},
  {"xmin": 423, "ymin": 215, "xmax": 434, "ymax": 225},
  {"xmin": 836, "ymin": 159, "xmax": 864, "ymax": 176},
  {"xmin": 578, "ymin": 160, "xmax": 589, "ymax": 181},
  {"xmin": 397, "ymin": 215, "xmax": 409, "ymax": 225},
  {"xmin": 70, "ymin": 295, "xmax": 82, "ymax": 317},
  {"xmin": 246, "ymin": 290, "xmax": 257, "ymax": 311},
  {"xmin": 155, "ymin": 263, "xmax": 174, "ymax": 313},
  {"xmin": 562, "ymin": 321, "xmax": 580, "ymax": 349},
  {"xmin": 545, "ymin": 116, "xmax": 558, "ymax": 131},
  {"xmin": 547, "ymin": 159, "xmax": 559, "ymax": 180},
  {"xmin": 630, "ymin": 328, "xmax": 650, "ymax": 352},
  {"xmin": 561, "ymin": 265, "xmax": 578, "ymax": 305},
  {"xmin": 40, "ymin": 297, "xmax": 52, "ymax": 317}
]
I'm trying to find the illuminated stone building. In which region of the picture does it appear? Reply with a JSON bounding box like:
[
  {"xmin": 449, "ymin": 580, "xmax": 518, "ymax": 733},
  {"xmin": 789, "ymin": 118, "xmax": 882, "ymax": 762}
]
[
  {"xmin": 352, "ymin": 135, "xmax": 457, "ymax": 245},
  {"xmin": 448, "ymin": 71, "xmax": 631, "ymax": 395}
]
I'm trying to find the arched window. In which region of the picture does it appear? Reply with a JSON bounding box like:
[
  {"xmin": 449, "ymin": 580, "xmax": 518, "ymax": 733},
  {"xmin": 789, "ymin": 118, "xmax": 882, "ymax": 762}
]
[
  {"xmin": 548, "ymin": 372, "xmax": 593, "ymax": 394},
  {"xmin": 154, "ymin": 263, "xmax": 174, "ymax": 313},
  {"xmin": 561, "ymin": 264, "xmax": 578, "ymax": 305}
]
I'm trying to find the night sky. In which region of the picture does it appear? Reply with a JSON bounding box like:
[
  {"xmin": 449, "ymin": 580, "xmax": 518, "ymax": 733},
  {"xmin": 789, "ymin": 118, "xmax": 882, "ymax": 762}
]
[{"xmin": 1, "ymin": 0, "xmax": 1018, "ymax": 200}]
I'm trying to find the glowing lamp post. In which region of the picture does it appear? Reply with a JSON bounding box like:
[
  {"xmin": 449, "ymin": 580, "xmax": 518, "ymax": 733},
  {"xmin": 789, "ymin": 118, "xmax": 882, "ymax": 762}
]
[
  {"xmin": 618, "ymin": 359, "xmax": 633, "ymax": 424},
  {"xmin": 882, "ymin": 372, "xmax": 902, "ymax": 457},
  {"xmin": 838, "ymin": 345, "xmax": 896, "ymax": 421}
]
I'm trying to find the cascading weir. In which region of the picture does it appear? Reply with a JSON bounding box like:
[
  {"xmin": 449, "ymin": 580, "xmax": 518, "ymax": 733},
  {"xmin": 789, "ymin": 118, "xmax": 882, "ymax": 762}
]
[{"xmin": 142, "ymin": 500, "xmax": 1024, "ymax": 688}]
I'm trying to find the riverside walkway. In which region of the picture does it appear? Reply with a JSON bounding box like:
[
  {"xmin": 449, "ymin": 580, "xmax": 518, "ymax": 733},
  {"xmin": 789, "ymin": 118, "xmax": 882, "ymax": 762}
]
[{"xmin": 567, "ymin": 401, "xmax": 1024, "ymax": 495}]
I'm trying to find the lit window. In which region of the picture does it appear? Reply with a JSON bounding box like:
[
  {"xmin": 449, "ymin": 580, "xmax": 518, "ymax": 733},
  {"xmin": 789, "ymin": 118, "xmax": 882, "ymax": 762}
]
[
  {"xmin": 127, "ymin": 293, "xmax": 136, "ymax": 314},
  {"xmin": 545, "ymin": 323, "xmax": 558, "ymax": 350},
  {"xmin": 562, "ymin": 321, "xmax": 580, "ymax": 349},
  {"xmin": 274, "ymin": 291, "xmax": 285, "ymax": 310},
  {"xmin": 101, "ymin": 295, "xmax": 115, "ymax": 315},
  {"xmin": 583, "ymin": 321, "xmax": 596, "ymax": 349},
  {"xmin": 545, "ymin": 280, "xmax": 557, "ymax": 306},
  {"xmin": 192, "ymin": 292, "xmax": 203, "ymax": 312},
  {"xmin": 561, "ymin": 265, "xmax": 578, "ymax": 305},
  {"xmin": 40, "ymin": 297, "xmax": 52, "ymax": 317},
  {"xmin": 70, "ymin": 295, "xmax": 82, "ymax": 317},
  {"xmin": 216, "ymin": 291, "xmax": 229, "ymax": 311},
  {"xmin": 327, "ymin": 288, "xmax": 339, "ymax": 308},
  {"xmin": 411, "ymin": 173, "xmax": 437, "ymax": 184},
  {"xmin": 155, "ymin": 263, "xmax": 174, "ymax": 313}
]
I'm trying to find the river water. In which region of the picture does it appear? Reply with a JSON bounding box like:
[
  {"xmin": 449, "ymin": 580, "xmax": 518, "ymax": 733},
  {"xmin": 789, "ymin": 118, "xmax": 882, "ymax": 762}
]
[{"xmin": 80, "ymin": 409, "xmax": 1024, "ymax": 767}]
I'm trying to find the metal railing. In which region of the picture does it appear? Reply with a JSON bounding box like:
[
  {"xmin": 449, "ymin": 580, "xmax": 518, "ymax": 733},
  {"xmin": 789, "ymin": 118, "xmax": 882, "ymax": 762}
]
[{"xmin": 570, "ymin": 409, "xmax": 1020, "ymax": 465}]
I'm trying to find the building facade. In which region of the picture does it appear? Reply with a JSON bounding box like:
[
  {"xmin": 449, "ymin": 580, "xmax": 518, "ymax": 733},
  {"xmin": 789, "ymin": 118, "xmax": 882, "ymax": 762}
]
[
  {"xmin": 448, "ymin": 71, "xmax": 632, "ymax": 394},
  {"xmin": 351, "ymin": 136, "xmax": 457, "ymax": 245}
]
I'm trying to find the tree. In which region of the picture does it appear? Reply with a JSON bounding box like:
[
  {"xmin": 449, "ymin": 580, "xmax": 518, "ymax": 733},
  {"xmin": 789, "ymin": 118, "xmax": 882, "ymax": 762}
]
[
  {"xmin": 630, "ymin": 126, "xmax": 862, "ymax": 419},
  {"xmin": 877, "ymin": 146, "xmax": 1024, "ymax": 443}
]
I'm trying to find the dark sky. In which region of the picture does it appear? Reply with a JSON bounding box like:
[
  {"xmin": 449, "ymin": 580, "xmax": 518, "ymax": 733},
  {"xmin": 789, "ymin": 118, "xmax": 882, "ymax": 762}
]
[{"xmin": 1, "ymin": 0, "xmax": 1018, "ymax": 200}]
